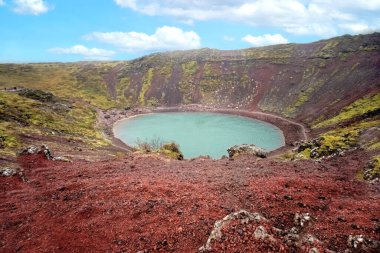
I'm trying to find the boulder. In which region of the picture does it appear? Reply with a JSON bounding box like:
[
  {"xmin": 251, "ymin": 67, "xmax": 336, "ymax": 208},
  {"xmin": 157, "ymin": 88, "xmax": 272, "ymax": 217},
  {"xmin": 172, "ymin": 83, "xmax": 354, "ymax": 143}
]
[
  {"xmin": 20, "ymin": 145, "xmax": 39, "ymax": 155},
  {"xmin": 199, "ymin": 211, "xmax": 323, "ymax": 252},
  {"xmin": 0, "ymin": 167, "xmax": 18, "ymax": 177},
  {"xmin": 347, "ymin": 235, "xmax": 380, "ymax": 252},
  {"xmin": 363, "ymin": 157, "xmax": 380, "ymax": 182},
  {"xmin": 227, "ymin": 144, "xmax": 267, "ymax": 159},
  {"xmin": 19, "ymin": 144, "xmax": 58, "ymax": 161},
  {"xmin": 198, "ymin": 210, "xmax": 266, "ymax": 252}
]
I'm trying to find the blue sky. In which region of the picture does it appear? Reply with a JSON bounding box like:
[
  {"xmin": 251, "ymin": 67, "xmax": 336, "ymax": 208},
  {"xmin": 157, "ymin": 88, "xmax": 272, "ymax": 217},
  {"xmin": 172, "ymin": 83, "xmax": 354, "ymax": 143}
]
[{"xmin": 0, "ymin": 0, "xmax": 379, "ymax": 62}]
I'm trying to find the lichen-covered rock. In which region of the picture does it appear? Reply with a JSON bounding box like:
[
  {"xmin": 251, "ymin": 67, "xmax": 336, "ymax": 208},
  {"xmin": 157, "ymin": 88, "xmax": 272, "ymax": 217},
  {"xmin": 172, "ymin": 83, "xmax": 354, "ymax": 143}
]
[
  {"xmin": 363, "ymin": 156, "xmax": 380, "ymax": 182},
  {"xmin": 198, "ymin": 210, "xmax": 265, "ymax": 252},
  {"xmin": 227, "ymin": 144, "xmax": 267, "ymax": 159},
  {"xmin": 40, "ymin": 144, "xmax": 53, "ymax": 160},
  {"xmin": 20, "ymin": 145, "xmax": 39, "ymax": 155},
  {"xmin": 294, "ymin": 213, "xmax": 312, "ymax": 228},
  {"xmin": 347, "ymin": 235, "xmax": 380, "ymax": 252},
  {"xmin": 295, "ymin": 136, "xmax": 352, "ymax": 159},
  {"xmin": 19, "ymin": 144, "xmax": 62, "ymax": 161},
  {"xmin": 0, "ymin": 167, "xmax": 17, "ymax": 177},
  {"xmin": 52, "ymin": 156, "xmax": 72, "ymax": 162},
  {"xmin": 199, "ymin": 211, "xmax": 324, "ymax": 252}
]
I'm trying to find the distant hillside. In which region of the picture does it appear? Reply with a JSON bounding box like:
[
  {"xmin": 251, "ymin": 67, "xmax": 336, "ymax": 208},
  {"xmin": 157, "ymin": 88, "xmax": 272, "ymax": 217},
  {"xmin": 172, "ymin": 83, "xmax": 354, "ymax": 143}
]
[
  {"xmin": 0, "ymin": 33, "xmax": 379, "ymax": 159},
  {"xmin": 2, "ymin": 33, "xmax": 379, "ymax": 120}
]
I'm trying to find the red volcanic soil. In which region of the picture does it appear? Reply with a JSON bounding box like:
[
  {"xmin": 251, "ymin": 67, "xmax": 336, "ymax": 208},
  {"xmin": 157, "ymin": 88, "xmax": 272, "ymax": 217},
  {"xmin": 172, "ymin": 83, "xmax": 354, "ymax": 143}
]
[{"xmin": 1, "ymin": 150, "xmax": 379, "ymax": 252}]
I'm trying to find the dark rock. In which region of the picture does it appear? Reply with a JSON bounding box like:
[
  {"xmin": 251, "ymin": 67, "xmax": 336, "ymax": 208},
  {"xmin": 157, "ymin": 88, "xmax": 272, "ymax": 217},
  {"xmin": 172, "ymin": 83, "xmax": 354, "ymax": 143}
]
[
  {"xmin": 294, "ymin": 213, "xmax": 311, "ymax": 228},
  {"xmin": 297, "ymin": 202, "xmax": 307, "ymax": 208},
  {"xmin": 18, "ymin": 88, "xmax": 55, "ymax": 102},
  {"xmin": 347, "ymin": 235, "xmax": 380, "ymax": 251},
  {"xmin": 40, "ymin": 144, "xmax": 53, "ymax": 160},
  {"xmin": 337, "ymin": 217, "xmax": 346, "ymax": 222},
  {"xmin": 284, "ymin": 195, "xmax": 293, "ymax": 200}
]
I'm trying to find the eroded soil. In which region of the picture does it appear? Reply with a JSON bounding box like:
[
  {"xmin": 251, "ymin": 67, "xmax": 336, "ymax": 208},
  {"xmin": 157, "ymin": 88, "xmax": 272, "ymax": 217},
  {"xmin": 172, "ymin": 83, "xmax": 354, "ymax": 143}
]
[{"xmin": 1, "ymin": 150, "xmax": 379, "ymax": 252}]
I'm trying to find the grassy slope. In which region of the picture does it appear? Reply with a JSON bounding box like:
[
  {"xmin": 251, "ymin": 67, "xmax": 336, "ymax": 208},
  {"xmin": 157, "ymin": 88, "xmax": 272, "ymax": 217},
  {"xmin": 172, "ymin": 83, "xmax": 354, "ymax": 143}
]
[
  {"xmin": 0, "ymin": 63, "xmax": 120, "ymax": 109},
  {"xmin": 0, "ymin": 90, "xmax": 108, "ymax": 157},
  {"xmin": 295, "ymin": 93, "xmax": 380, "ymax": 160}
]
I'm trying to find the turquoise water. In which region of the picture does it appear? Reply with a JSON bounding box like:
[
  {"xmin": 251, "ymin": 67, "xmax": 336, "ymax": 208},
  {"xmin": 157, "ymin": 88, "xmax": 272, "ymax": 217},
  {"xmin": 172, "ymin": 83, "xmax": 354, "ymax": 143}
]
[{"xmin": 113, "ymin": 112, "xmax": 284, "ymax": 159}]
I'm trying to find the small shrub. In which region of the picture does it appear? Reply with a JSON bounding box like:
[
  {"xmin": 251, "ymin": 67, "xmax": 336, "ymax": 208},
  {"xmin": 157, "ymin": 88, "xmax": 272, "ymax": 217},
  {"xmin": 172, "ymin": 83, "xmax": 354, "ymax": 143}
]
[
  {"xmin": 135, "ymin": 136, "xmax": 164, "ymax": 152},
  {"xmin": 135, "ymin": 137, "xmax": 183, "ymax": 160},
  {"xmin": 160, "ymin": 142, "xmax": 183, "ymax": 160}
]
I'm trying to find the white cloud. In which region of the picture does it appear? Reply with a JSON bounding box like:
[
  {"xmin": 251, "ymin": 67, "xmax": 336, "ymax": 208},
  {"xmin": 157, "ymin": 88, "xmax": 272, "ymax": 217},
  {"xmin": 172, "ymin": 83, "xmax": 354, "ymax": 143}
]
[
  {"xmin": 115, "ymin": 0, "xmax": 137, "ymax": 10},
  {"xmin": 49, "ymin": 45, "xmax": 115, "ymax": 60},
  {"xmin": 13, "ymin": 0, "xmax": 49, "ymax": 15},
  {"xmin": 339, "ymin": 23, "xmax": 379, "ymax": 34},
  {"xmin": 242, "ymin": 34, "xmax": 289, "ymax": 47},
  {"xmin": 85, "ymin": 26, "xmax": 201, "ymax": 52},
  {"xmin": 114, "ymin": 0, "xmax": 380, "ymax": 37},
  {"xmin": 0, "ymin": 0, "xmax": 5, "ymax": 6}
]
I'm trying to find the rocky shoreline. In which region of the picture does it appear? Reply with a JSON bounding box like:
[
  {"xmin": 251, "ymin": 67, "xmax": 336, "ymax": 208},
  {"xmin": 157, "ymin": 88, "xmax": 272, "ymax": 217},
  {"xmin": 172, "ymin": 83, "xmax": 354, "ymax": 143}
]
[{"xmin": 98, "ymin": 104, "xmax": 308, "ymax": 158}]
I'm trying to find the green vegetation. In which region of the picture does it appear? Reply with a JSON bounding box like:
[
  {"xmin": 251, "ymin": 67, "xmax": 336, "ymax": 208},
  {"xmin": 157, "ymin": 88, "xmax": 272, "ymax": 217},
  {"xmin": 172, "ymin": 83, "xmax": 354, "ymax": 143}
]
[
  {"xmin": 314, "ymin": 40, "xmax": 339, "ymax": 59},
  {"xmin": 0, "ymin": 63, "xmax": 118, "ymax": 109},
  {"xmin": 358, "ymin": 156, "xmax": 380, "ymax": 181},
  {"xmin": 180, "ymin": 61, "xmax": 198, "ymax": 104},
  {"xmin": 138, "ymin": 68, "xmax": 154, "ymax": 105},
  {"xmin": 0, "ymin": 90, "xmax": 108, "ymax": 157},
  {"xmin": 115, "ymin": 76, "xmax": 133, "ymax": 106},
  {"xmin": 160, "ymin": 142, "xmax": 184, "ymax": 160},
  {"xmin": 135, "ymin": 137, "xmax": 183, "ymax": 160},
  {"xmin": 313, "ymin": 93, "xmax": 380, "ymax": 128},
  {"xmin": 200, "ymin": 62, "xmax": 222, "ymax": 103},
  {"xmin": 283, "ymin": 69, "xmax": 325, "ymax": 117},
  {"xmin": 296, "ymin": 119, "xmax": 380, "ymax": 159},
  {"xmin": 244, "ymin": 44, "xmax": 295, "ymax": 61}
]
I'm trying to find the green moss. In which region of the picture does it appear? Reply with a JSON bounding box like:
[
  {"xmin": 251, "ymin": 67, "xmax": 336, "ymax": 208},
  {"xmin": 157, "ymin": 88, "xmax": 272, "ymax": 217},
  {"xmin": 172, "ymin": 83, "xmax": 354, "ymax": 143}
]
[
  {"xmin": 0, "ymin": 63, "xmax": 118, "ymax": 110},
  {"xmin": 0, "ymin": 122, "xmax": 20, "ymax": 156},
  {"xmin": 180, "ymin": 61, "xmax": 199, "ymax": 104},
  {"xmin": 299, "ymin": 147, "xmax": 311, "ymax": 159},
  {"xmin": 360, "ymin": 155, "xmax": 380, "ymax": 181},
  {"xmin": 159, "ymin": 142, "xmax": 183, "ymax": 160},
  {"xmin": 158, "ymin": 64, "xmax": 172, "ymax": 76},
  {"xmin": 134, "ymin": 138, "xmax": 183, "ymax": 160},
  {"xmin": 314, "ymin": 40, "xmax": 339, "ymax": 58},
  {"xmin": 368, "ymin": 142, "xmax": 380, "ymax": 151},
  {"xmin": 139, "ymin": 68, "xmax": 154, "ymax": 105},
  {"xmin": 181, "ymin": 61, "xmax": 198, "ymax": 75},
  {"xmin": 0, "ymin": 91, "xmax": 109, "ymax": 157},
  {"xmin": 296, "ymin": 119, "xmax": 380, "ymax": 159},
  {"xmin": 368, "ymin": 156, "xmax": 380, "ymax": 177},
  {"xmin": 283, "ymin": 68, "xmax": 326, "ymax": 117},
  {"xmin": 244, "ymin": 44, "xmax": 294, "ymax": 60},
  {"xmin": 313, "ymin": 93, "xmax": 380, "ymax": 128},
  {"xmin": 146, "ymin": 98, "xmax": 159, "ymax": 107}
]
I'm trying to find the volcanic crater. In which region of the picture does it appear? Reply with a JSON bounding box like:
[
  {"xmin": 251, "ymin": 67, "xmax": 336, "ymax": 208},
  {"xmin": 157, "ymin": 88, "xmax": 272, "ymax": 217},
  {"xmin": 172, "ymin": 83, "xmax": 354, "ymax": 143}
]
[{"xmin": 1, "ymin": 33, "xmax": 380, "ymax": 252}]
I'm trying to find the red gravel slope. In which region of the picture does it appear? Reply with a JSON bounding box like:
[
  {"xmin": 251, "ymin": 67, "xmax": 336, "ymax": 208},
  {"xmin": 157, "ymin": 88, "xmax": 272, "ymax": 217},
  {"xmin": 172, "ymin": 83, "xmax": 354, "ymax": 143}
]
[{"xmin": 1, "ymin": 151, "xmax": 379, "ymax": 252}]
